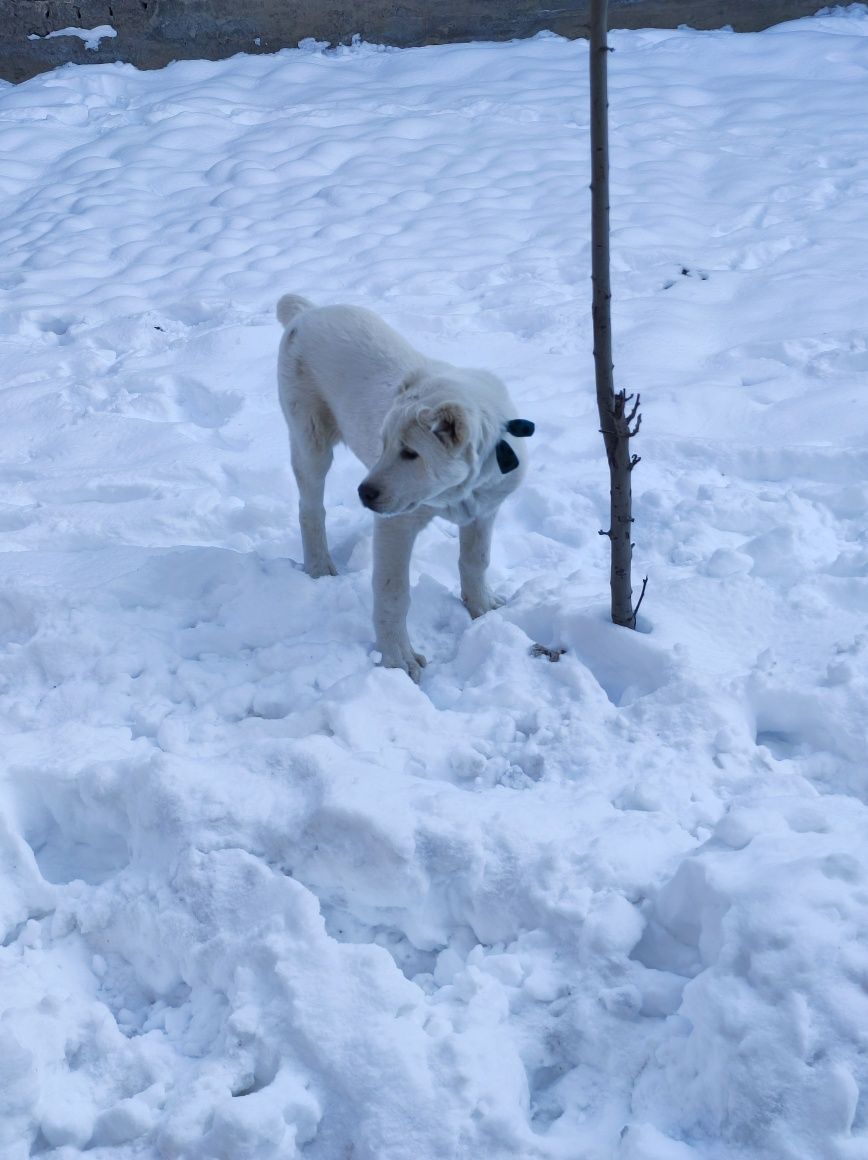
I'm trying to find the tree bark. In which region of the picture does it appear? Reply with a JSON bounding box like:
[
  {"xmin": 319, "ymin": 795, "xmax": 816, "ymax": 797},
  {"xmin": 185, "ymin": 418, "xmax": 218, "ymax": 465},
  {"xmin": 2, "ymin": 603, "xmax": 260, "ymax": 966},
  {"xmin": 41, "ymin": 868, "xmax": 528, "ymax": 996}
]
[{"xmin": 589, "ymin": 0, "xmax": 640, "ymax": 627}]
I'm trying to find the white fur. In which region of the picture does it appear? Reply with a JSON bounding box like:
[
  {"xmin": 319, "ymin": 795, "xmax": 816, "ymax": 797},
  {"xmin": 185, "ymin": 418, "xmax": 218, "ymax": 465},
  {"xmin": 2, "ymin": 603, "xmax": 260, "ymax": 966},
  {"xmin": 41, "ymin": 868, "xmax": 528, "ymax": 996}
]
[{"xmin": 276, "ymin": 295, "xmax": 528, "ymax": 681}]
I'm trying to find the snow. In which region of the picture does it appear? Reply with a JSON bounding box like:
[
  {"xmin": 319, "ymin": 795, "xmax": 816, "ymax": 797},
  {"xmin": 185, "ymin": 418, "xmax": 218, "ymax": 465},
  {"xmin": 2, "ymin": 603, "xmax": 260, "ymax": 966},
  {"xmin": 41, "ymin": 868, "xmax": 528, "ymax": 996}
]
[
  {"xmin": 2, "ymin": 6, "xmax": 868, "ymax": 1157},
  {"xmin": 26, "ymin": 26, "xmax": 118, "ymax": 52}
]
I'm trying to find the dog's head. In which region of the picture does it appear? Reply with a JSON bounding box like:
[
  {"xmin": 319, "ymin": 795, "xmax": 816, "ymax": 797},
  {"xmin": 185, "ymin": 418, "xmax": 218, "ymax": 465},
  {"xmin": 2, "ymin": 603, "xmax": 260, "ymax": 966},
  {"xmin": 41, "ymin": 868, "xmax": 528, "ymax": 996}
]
[{"xmin": 358, "ymin": 378, "xmax": 479, "ymax": 517}]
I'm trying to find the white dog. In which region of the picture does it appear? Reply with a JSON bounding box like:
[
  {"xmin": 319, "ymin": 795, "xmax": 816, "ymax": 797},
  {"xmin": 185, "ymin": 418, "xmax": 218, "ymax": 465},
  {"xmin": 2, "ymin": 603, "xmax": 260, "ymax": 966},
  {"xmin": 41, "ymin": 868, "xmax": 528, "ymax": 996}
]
[{"xmin": 276, "ymin": 295, "xmax": 533, "ymax": 681}]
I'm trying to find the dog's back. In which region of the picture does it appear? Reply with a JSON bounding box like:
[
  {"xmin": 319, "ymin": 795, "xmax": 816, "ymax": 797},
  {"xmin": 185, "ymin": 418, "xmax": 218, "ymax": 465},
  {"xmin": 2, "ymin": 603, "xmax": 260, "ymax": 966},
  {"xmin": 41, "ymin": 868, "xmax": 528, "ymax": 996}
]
[{"xmin": 277, "ymin": 298, "xmax": 423, "ymax": 468}]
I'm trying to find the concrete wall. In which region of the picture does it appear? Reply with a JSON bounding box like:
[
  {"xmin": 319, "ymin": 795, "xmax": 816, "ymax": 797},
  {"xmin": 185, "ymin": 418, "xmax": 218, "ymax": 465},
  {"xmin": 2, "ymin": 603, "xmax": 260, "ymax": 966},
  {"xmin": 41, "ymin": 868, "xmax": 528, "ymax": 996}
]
[{"xmin": 3, "ymin": 1, "xmax": 825, "ymax": 83}]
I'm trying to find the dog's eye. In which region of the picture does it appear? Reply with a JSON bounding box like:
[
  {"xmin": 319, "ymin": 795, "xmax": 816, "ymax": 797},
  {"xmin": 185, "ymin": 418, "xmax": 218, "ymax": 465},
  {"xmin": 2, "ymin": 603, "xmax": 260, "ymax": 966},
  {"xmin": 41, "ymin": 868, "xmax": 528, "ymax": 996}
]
[{"xmin": 400, "ymin": 448, "xmax": 419, "ymax": 461}]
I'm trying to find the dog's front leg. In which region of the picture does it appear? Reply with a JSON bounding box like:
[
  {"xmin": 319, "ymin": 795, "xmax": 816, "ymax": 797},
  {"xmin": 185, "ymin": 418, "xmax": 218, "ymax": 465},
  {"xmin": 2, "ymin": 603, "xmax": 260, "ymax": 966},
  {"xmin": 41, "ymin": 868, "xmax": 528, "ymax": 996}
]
[
  {"xmin": 372, "ymin": 511, "xmax": 431, "ymax": 682},
  {"xmin": 459, "ymin": 513, "xmax": 504, "ymax": 618}
]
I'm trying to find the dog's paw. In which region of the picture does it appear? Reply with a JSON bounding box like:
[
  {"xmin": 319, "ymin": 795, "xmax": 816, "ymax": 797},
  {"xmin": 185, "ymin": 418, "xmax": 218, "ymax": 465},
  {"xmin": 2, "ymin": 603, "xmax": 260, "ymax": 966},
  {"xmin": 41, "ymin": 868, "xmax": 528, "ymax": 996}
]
[
  {"xmin": 378, "ymin": 643, "xmax": 427, "ymax": 683},
  {"xmin": 463, "ymin": 588, "xmax": 505, "ymax": 619},
  {"xmin": 306, "ymin": 557, "xmax": 337, "ymax": 579}
]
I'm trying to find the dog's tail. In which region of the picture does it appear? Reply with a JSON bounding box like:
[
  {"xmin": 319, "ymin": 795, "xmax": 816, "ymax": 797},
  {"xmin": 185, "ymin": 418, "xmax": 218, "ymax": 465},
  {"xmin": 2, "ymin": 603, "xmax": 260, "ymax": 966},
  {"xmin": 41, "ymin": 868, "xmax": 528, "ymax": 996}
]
[{"xmin": 276, "ymin": 294, "xmax": 314, "ymax": 329}]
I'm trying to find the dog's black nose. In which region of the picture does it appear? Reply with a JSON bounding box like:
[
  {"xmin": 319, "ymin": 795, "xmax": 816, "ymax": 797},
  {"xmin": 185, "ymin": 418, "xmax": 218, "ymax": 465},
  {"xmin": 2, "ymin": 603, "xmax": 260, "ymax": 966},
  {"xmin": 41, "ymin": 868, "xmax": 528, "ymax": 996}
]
[{"xmin": 358, "ymin": 482, "xmax": 380, "ymax": 509}]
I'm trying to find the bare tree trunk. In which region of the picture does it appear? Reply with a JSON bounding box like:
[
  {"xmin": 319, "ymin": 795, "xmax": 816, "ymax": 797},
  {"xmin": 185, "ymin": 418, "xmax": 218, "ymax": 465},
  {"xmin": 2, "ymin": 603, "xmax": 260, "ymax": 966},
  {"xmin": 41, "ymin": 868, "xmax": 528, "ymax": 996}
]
[{"xmin": 589, "ymin": 0, "xmax": 643, "ymax": 627}]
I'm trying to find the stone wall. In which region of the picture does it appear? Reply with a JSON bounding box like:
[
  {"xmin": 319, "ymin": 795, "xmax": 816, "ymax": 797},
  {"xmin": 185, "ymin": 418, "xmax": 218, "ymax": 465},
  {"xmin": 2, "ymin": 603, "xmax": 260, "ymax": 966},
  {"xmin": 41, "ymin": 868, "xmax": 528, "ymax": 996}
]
[{"xmin": 3, "ymin": 1, "xmax": 825, "ymax": 83}]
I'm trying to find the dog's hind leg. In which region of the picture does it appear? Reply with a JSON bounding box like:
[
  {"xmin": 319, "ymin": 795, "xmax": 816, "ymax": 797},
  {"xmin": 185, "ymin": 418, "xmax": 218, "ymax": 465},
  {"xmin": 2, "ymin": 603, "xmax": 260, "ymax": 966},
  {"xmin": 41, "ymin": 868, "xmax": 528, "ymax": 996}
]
[
  {"xmin": 289, "ymin": 406, "xmax": 338, "ymax": 579},
  {"xmin": 372, "ymin": 510, "xmax": 432, "ymax": 682},
  {"xmin": 459, "ymin": 514, "xmax": 505, "ymax": 618}
]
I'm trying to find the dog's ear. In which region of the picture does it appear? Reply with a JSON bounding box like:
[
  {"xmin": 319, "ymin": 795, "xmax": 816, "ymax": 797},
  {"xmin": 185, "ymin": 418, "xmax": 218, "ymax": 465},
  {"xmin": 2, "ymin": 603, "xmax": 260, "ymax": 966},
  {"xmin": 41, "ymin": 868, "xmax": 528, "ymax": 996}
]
[{"xmin": 426, "ymin": 404, "xmax": 468, "ymax": 450}]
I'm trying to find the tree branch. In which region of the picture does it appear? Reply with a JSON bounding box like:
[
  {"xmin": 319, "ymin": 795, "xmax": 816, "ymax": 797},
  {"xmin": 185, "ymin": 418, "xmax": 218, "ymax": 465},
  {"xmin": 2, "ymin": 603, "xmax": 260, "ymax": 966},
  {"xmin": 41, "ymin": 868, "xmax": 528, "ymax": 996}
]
[{"xmin": 630, "ymin": 575, "xmax": 649, "ymax": 627}]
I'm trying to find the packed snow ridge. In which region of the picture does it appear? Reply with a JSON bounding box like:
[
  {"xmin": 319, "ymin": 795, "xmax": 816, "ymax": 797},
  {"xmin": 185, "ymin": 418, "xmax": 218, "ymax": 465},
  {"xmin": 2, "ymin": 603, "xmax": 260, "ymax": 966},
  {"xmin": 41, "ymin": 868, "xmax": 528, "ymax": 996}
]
[{"xmin": 1, "ymin": 6, "xmax": 868, "ymax": 1158}]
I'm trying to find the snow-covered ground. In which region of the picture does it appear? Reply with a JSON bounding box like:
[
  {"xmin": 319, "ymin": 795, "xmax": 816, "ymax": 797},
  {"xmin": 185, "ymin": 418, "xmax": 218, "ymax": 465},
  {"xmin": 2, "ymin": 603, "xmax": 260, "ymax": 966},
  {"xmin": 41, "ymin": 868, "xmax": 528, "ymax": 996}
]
[{"xmin": 1, "ymin": 6, "xmax": 868, "ymax": 1157}]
